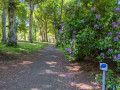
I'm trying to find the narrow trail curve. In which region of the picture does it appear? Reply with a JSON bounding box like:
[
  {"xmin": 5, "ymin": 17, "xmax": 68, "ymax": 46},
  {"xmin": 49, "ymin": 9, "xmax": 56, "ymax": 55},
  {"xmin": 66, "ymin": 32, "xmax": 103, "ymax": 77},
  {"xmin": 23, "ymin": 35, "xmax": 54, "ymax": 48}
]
[{"xmin": 0, "ymin": 44, "xmax": 101, "ymax": 90}]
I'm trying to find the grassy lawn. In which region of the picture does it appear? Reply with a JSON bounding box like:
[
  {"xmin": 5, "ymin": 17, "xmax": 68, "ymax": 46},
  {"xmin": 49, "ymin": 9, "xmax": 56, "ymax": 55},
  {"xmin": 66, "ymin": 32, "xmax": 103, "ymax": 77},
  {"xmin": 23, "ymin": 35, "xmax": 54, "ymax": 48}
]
[{"xmin": 0, "ymin": 42, "xmax": 48, "ymax": 56}]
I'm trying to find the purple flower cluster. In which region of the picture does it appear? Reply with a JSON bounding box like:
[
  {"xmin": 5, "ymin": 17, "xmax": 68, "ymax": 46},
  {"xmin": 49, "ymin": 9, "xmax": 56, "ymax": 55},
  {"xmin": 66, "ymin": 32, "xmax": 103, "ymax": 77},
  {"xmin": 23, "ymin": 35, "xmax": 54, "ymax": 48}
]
[
  {"xmin": 54, "ymin": 21, "xmax": 56, "ymax": 27},
  {"xmin": 94, "ymin": 24, "xmax": 98, "ymax": 28},
  {"xmin": 65, "ymin": 48, "xmax": 71, "ymax": 52},
  {"xmin": 96, "ymin": 14, "xmax": 100, "ymax": 19},
  {"xmin": 72, "ymin": 38, "xmax": 75, "ymax": 41},
  {"xmin": 66, "ymin": 8, "xmax": 71, "ymax": 11},
  {"xmin": 73, "ymin": 11, "xmax": 75, "ymax": 13},
  {"xmin": 116, "ymin": 32, "xmax": 120, "ymax": 35},
  {"xmin": 112, "ymin": 22, "xmax": 118, "ymax": 28},
  {"xmin": 59, "ymin": 29, "xmax": 62, "ymax": 33},
  {"xmin": 115, "ymin": 8, "xmax": 120, "ymax": 12},
  {"xmin": 108, "ymin": 32, "xmax": 112, "ymax": 36},
  {"xmin": 62, "ymin": 25, "xmax": 65, "ymax": 29},
  {"xmin": 82, "ymin": 19, "xmax": 84, "ymax": 23},
  {"xmin": 114, "ymin": 36, "xmax": 119, "ymax": 41},
  {"xmin": 71, "ymin": 42, "xmax": 73, "ymax": 46},
  {"xmin": 72, "ymin": 35, "xmax": 75, "ymax": 38},
  {"xmin": 100, "ymin": 52, "xmax": 104, "ymax": 58},
  {"xmin": 113, "ymin": 24, "xmax": 118, "ymax": 28},
  {"xmin": 112, "ymin": 22, "xmax": 116, "ymax": 25},
  {"xmin": 77, "ymin": 5, "xmax": 80, "ymax": 7},
  {"xmin": 54, "ymin": 21, "xmax": 56, "ymax": 24},
  {"xmin": 118, "ymin": 21, "xmax": 120, "ymax": 24},
  {"xmin": 92, "ymin": 7, "xmax": 96, "ymax": 11},
  {"xmin": 114, "ymin": 54, "xmax": 120, "ymax": 60},
  {"xmin": 67, "ymin": 28, "xmax": 70, "ymax": 31},
  {"xmin": 108, "ymin": 49, "xmax": 113, "ymax": 53},
  {"xmin": 70, "ymin": 54, "xmax": 73, "ymax": 57},
  {"xmin": 73, "ymin": 31, "xmax": 76, "ymax": 34}
]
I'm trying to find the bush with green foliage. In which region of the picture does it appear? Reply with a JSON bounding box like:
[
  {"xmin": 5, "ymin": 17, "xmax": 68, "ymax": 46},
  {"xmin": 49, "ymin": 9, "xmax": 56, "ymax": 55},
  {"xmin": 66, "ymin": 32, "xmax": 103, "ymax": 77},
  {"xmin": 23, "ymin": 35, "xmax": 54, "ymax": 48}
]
[{"xmin": 55, "ymin": 0, "xmax": 120, "ymax": 89}]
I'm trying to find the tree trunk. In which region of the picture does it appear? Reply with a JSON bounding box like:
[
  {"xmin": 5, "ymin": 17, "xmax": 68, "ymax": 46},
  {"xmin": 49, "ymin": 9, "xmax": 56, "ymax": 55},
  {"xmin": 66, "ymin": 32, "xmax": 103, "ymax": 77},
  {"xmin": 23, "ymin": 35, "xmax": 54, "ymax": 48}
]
[
  {"xmin": 45, "ymin": 18, "xmax": 48, "ymax": 42},
  {"xmin": 44, "ymin": 31, "xmax": 45, "ymax": 42},
  {"xmin": 40, "ymin": 23, "xmax": 43, "ymax": 42},
  {"xmin": 16, "ymin": 33, "xmax": 18, "ymax": 40},
  {"xmin": 29, "ymin": 0, "xmax": 34, "ymax": 43},
  {"xmin": 60, "ymin": 0, "xmax": 63, "ymax": 22},
  {"xmin": 8, "ymin": 0, "xmax": 17, "ymax": 46},
  {"xmin": 24, "ymin": 32, "xmax": 26, "ymax": 41},
  {"xmin": 2, "ymin": 8, "xmax": 7, "ymax": 43},
  {"xmin": 35, "ymin": 28, "xmax": 36, "ymax": 41},
  {"xmin": 54, "ymin": 29, "xmax": 57, "ymax": 42}
]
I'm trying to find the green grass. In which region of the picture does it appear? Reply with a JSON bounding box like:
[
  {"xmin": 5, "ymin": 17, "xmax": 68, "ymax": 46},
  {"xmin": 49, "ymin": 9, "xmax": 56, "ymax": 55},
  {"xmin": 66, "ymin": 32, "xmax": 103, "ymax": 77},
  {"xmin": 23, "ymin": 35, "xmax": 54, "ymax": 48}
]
[
  {"xmin": 57, "ymin": 46, "xmax": 65, "ymax": 52},
  {"xmin": 0, "ymin": 42, "xmax": 48, "ymax": 55}
]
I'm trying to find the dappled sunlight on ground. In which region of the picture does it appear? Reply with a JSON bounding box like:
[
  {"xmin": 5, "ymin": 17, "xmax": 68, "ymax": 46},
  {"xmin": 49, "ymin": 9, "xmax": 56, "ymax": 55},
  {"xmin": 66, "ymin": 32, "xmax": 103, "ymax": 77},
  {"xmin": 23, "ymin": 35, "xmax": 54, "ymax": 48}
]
[
  {"xmin": 0, "ymin": 66, "xmax": 8, "ymax": 70},
  {"xmin": 42, "ymin": 60, "xmax": 101, "ymax": 90},
  {"xmin": 45, "ymin": 69, "xmax": 58, "ymax": 74},
  {"xmin": 66, "ymin": 65, "xmax": 80, "ymax": 71},
  {"xmin": 45, "ymin": 61, "xmax": 57, "ymax": 68},
  {"xmin": 11, "ymin": 64, "xmax": 18, "ymax": 67},
  {"xmin": 66, "ymin": 80, "xmax": 101, "ymax": 89},
  {"xmin": 76, "ymin": 83, "xmax": 94, "ymax": 89},
  {"xmin": 18, "ymin": 61, "xmax": 33, "ymax": 65},
  {"xmin": 58, "ymin": 73, "xmax": 67, "ymax": 77},
  {"xmin": 50, "ymin": 55, "xmax": 58, "ymax": 58},
  {"xmin": 0, "ymin": 45, "xmax": 102, "ymax": 90},
  {"xmin": 42, "ymin": 84, "xmax": 52, "ymax": 88},
  {"xmin": 31, "ymin": 88, "xmax": 39, "ymax": 90},
  {"xmin": 38, "ymin": 69, "xmax": 58, "ymax": 75},
  {"xmin": 46, "ymin": 61, "xmax": 57, "ymax": 65},
  {"xmin": 75, "ymin": 82, "xmax": 100, "ymax": 89}
]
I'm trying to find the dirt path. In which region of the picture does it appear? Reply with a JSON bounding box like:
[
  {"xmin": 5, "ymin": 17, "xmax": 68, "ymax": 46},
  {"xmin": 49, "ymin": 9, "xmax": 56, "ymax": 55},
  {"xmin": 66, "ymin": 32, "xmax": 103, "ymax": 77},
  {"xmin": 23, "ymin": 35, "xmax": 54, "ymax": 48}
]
[{"xmin": 0, "ymin": 44, "xmax": 101, "ymax": 90}]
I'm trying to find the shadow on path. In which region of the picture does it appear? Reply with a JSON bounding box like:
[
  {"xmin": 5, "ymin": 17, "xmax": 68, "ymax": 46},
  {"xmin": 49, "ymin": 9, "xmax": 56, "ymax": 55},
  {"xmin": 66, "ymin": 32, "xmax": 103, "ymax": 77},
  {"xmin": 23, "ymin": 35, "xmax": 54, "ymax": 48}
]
[{"xmin": 0, "ymin": 44, "xmax": 101, "ymax": 90}]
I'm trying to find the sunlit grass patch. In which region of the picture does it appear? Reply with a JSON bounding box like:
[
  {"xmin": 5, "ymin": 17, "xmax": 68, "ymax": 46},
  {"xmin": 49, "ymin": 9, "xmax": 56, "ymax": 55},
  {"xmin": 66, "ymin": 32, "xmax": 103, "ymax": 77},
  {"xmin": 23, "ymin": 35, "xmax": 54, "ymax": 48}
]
[{"xmin": 0, "ymin": 42, "xmax": 48, "ymax": 55}]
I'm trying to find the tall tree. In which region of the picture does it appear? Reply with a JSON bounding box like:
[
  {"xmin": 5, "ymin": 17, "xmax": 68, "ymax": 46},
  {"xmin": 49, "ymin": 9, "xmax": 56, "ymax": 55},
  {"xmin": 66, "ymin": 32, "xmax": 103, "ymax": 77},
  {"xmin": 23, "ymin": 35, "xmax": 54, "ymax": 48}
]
[
  {"xmin": 7, "ymin": 0, "xmax": 17, "ymax": 46},
  {"xmin": 60, "ymin": 0, "xmax": 63, "ymax": 22},
  {"xmin": 28, "ymin": 0, "xmax": 34, "ymax": 43},
  {"xmin": 2, "ymin": 1, "xmax": 7, "ymax": 43},
  {"xmin": 26, "ymin": 0, "xmax": 43, "ymax": 43},
  {"xmin": 45, "ymin": 16, "xmax": 48, "ymax": 42}
]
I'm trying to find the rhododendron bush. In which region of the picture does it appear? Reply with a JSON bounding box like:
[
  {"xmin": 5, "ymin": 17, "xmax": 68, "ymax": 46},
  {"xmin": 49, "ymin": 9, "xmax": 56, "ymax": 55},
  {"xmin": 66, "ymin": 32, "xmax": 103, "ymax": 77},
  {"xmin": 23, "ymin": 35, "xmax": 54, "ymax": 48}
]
[{"xmin": 55, "ymin": 0, "xmax": 120, "ymax": 89}]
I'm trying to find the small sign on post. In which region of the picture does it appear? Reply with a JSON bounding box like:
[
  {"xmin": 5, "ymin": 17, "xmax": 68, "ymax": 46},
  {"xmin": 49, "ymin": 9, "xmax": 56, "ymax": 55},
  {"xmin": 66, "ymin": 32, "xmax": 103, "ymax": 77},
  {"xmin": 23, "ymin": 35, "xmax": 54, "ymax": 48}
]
[{"xmin": 100, "ymin": 63, "xmax": 108, "ymax": 90}]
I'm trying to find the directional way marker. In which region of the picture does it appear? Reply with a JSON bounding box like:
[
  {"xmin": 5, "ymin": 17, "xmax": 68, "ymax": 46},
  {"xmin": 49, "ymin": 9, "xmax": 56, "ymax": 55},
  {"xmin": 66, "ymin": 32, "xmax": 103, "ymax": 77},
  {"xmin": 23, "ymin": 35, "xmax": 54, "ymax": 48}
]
[{"xmin": 100, "ymin": 63, "xmax": 108, "ymax": 90}]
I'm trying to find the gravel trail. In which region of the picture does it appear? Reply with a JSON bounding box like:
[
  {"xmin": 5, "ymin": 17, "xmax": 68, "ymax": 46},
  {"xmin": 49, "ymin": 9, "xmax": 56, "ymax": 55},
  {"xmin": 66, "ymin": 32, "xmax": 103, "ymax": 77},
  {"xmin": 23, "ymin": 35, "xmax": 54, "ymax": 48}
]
[{"xmin": 0, "ymin": 44, "xmax": 101, "ymax": 90}]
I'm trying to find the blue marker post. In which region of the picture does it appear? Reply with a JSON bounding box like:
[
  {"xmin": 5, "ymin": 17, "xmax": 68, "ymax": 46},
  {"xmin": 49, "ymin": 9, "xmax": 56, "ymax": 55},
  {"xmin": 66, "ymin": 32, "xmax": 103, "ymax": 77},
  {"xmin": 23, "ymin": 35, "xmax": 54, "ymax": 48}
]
[{"xmin": 100, "ymin": 63, "xmax": 108, "ymax": 90}]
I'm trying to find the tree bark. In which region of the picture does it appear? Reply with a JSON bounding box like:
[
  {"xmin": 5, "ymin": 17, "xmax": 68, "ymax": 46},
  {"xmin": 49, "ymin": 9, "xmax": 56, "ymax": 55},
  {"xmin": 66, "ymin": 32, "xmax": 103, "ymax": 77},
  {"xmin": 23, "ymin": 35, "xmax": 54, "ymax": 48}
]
[
  {"xmin": 40, "ymin": 23, "xmax": 44, "ymax": 42},
  {"xmin": 24, "ymin": 32, "xmax": 26, "ymax": 41},
  {"xmin": 35, "ymin": 28, "xmax": 36, "ymax": 41},
  {"xmin": 2, "ymin": 7, "xmax": 7, "ymax": 43},
  {"xmin": 60, "ymin": 0, "xmax": 63, "ymax": 22},
  {"xmin": 29, "ymin": 0, "xmax": 34, "ymax": 43},
  {"xmin": 45, "ymin": 17, "xmax": 48, "ymax": 42},
  {"xmin": 8, "ymin": 0, "xmax": 17, "ymax": 46},
  {"xmin": 44, "ymin": 31, "xmax": 45, "ymax": 42}
]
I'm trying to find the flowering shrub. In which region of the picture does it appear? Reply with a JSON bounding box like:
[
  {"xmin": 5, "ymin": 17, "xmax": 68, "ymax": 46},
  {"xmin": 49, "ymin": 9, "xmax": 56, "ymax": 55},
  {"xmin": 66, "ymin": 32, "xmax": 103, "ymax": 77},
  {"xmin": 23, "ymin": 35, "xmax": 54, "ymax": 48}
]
[{"xmin": 55, "ymin": 1, "xmax": 120, "ymax": 89}]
